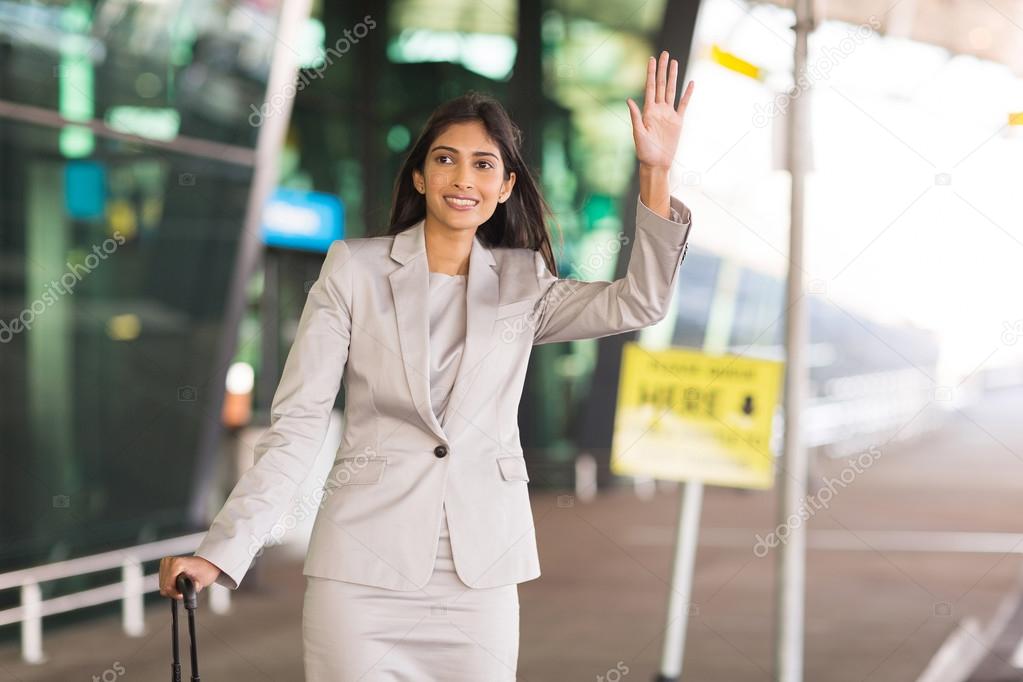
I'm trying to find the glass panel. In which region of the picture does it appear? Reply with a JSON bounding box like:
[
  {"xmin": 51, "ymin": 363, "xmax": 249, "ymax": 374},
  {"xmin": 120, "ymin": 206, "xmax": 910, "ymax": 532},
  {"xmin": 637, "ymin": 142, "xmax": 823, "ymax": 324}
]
[
  {"xmin": 0, "ymin": 0, "xmax": 283, "ymax": 149},
  {"xmin": 0, "ymin": 117, "xmax": 254, "ymax": 569}
]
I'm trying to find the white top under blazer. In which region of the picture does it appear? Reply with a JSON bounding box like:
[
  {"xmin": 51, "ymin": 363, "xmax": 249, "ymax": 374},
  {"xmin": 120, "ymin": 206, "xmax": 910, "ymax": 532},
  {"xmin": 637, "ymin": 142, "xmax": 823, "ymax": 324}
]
[
  {"xmin": 426, "ymin": 271, "xmax": 467, "ymax": 424},
  {"xmin": 194, "ymin": 193, "xmax": 693, "ymax": 592}
]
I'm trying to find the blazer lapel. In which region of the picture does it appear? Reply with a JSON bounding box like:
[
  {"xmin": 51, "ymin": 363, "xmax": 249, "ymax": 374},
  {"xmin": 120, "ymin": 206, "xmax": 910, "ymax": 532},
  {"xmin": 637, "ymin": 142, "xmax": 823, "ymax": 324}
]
[{"xmin": 389, "ymin": 220, "xmax": 498, "ymax": 445}]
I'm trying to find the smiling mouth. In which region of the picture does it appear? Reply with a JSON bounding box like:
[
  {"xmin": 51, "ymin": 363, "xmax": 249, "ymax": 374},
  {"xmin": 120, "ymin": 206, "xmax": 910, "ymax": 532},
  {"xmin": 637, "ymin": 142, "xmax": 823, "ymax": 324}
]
[{"xmin": 444, "ymin": 196, "xmax": 479, "ymax": 208}]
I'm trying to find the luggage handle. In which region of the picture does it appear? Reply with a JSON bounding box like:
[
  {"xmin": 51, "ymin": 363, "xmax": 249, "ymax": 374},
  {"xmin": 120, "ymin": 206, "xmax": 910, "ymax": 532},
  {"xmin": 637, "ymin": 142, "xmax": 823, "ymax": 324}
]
[{"xmin": 171, "ymin": 574, "xmax": 201, "ymax": 682}]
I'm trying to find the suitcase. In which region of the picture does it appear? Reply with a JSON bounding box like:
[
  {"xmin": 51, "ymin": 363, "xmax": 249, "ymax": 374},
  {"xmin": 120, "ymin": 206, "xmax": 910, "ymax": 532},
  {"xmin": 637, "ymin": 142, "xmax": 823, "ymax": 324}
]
[{"xmin": 170, "ymin": 574, "xmax": 201, "ymax": 681}]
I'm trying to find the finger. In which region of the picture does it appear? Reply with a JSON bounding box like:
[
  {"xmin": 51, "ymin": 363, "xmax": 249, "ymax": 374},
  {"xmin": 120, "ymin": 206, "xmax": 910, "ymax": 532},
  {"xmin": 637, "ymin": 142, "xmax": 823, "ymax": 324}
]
[
  {"xmin": 676, "ymin": 80, "xmax": 695, "ymax": 115},
  {"xmin": 655, "ymin": 51, "xmax": 668, "ymax": 103},
  {"xmin": 627, "ymin": 98, "xmax": 643, "ymax": 133},
  {"xmin": 644, "ymin": 56, "xmax": 655, "ymax": 109},
  {"xmin": 666, "ymin": 58, "xmax": 678, "ymax": 107}
]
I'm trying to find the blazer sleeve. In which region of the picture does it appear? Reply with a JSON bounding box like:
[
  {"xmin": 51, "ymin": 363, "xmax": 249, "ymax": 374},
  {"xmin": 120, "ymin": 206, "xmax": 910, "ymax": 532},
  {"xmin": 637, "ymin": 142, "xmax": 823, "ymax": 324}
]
[
  {"xmin": 531, "ymin": 192, "xmax": 692, "ymax": 346},
  {"xmin": 192, "ymin": 239, "xmax": 355, "ymax": 590}
]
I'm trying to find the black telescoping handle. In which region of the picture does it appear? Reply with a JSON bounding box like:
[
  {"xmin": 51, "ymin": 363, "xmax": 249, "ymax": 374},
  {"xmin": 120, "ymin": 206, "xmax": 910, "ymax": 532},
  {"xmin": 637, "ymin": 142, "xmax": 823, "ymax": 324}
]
[
  {"xmin": 170, "ymin": 574, "xmax": 201, "ymax": 682},
  {"xmin": 171, "ymin": 592, "xmax": 180, "ymax": 682},
  {"xmin": 177, "ymin": 573, "xmax": 198, "ymax": 610}
]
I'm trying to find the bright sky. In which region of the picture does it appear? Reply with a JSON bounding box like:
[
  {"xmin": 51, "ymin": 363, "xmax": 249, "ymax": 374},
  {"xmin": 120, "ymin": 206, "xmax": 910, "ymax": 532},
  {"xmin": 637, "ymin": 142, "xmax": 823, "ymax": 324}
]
[{"xmin": 670, "ymin": 0, "xmax": 1023, "ymax": 385}]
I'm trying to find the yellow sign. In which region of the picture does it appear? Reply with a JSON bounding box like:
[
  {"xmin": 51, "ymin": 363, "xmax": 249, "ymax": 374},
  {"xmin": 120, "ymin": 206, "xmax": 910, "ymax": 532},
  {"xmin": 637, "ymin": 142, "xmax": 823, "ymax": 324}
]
[
  {"xmin": 610, "ymin": 343, "xmax": 784, "ymax": 489},
  {"xmin": 710, "ymin": 44, "xmax": 762, "ymax": 81}
]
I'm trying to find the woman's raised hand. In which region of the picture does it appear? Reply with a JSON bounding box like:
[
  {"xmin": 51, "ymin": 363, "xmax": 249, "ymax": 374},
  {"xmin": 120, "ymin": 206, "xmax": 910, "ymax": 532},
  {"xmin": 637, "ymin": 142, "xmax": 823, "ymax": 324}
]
[{"xmin": 627, "ymin": 51, "xmax": 695, "ymax": 171}]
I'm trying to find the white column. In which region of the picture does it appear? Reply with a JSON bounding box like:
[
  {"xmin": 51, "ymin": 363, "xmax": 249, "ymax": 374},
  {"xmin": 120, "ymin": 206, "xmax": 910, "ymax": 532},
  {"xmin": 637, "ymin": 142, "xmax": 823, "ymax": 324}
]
[
  {"xmin": 209, "ymin": 582, "xmax": 232, "ymax": 615},
  {"xmin": 122, "ymin": 556, "xmax": 145, "ymax": 636},
  {"xmin": 21, "ymin": 580, "xmax": 45, "ymax": 664}
]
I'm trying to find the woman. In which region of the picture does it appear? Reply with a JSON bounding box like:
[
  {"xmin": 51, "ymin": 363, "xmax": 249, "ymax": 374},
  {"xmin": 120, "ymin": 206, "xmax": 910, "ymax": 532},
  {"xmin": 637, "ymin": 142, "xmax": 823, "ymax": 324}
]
[{"xmin": 160, "ymin": 50, "xmax": 695, "ymax": 680}]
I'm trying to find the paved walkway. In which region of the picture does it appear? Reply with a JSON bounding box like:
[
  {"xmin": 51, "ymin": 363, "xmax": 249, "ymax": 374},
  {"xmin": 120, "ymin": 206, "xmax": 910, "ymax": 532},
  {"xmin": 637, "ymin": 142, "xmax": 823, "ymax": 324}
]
[{"xmin": 2, "ymin": 388, "xmax": 1022, "ymax": 681}]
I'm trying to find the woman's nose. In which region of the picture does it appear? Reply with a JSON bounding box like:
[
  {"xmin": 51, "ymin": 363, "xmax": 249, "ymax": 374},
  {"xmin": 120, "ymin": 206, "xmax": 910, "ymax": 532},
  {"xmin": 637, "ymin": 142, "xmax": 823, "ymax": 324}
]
[{"xmin": 452, "ymin": 167, "xmax": 473, "ymax": 190}]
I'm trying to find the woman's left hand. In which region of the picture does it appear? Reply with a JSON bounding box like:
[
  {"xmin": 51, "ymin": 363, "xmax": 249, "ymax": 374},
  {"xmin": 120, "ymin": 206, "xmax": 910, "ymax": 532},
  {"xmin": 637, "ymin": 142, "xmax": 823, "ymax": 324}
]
[{"xmin": 627, "ymin": 51, "xmax": 695, "ymax": 170}]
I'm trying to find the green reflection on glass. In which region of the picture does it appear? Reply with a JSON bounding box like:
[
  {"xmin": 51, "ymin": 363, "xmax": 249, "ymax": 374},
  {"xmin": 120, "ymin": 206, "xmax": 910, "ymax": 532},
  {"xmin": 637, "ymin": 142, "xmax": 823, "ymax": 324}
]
[
  {"xmin": 300, "ymin": 18, "xmax": 328, "ymax": 69},
  {"xmin": 388, "ymin": 29, "xmax": 516, "ymax": 79},
  {"xmin": 387, "ymin": 125, "xmax": 411, "ymax": 152},
  {"xmin": 58, "ymin": 0, "xmax": 94, "ymax": 158},
  {"xmin": 106, "ymin": 107, "xmax": 181, "ymax": 141}
]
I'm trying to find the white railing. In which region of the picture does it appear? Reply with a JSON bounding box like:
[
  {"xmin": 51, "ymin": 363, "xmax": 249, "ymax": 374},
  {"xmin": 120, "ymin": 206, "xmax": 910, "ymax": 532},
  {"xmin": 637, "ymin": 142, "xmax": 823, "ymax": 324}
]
[
  {"xmin": 0, "ymin": 533, "xmax": 231, "ymax": 664},
  {"xmin": 805, "ymin": 367, "xmax": 946, "ymax": 458}
]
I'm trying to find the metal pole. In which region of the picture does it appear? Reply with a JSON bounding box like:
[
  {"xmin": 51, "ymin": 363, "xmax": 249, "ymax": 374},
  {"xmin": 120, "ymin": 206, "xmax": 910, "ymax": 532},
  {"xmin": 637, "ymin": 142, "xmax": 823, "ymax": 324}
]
[
  {"xmin": 656, "ymin": 481, "xmax": 704, "ymax": 681},
  {"xmin": 775, "ymin": 0, "xmax": 813, "ymax": 680},
  {"xmin": 188, "ymin": 0, "xmax": 314, "ymax": 526}
]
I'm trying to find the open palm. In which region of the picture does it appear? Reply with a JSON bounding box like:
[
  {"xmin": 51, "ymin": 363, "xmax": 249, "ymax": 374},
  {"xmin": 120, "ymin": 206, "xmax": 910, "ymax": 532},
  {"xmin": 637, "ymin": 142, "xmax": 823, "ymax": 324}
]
[{"xmin": 627, "ymin": 51, "xmax": 695, "ymax": 170}]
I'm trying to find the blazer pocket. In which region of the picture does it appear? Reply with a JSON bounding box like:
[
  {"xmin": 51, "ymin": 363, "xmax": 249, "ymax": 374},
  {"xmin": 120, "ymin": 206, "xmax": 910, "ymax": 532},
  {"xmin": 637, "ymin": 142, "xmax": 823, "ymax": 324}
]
[
  {"xmin": 495, "ymin": 299, "xmax": 534, "ymax": 320},
  {"xmin": 497, "ymin": 456, "xmax": 530, "ymax": 482},
  {"xmin": 326, "ymin": 455, "xmax": 387, "ymax": 487}
]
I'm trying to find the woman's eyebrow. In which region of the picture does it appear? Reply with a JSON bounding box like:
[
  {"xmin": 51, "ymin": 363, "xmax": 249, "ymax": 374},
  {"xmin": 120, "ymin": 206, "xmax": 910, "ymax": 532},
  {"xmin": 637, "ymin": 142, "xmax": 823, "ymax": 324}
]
[{"xmin": 429, "ymin": 145, "xmax": 499, "ymax": 160}]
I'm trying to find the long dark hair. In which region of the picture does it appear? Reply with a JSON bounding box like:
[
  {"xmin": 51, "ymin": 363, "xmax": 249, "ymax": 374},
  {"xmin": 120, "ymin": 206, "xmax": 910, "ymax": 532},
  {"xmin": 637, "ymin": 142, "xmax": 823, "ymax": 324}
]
[{"xmin": 385, "ymin": 91, "xmax": 559, "ymax": 276}]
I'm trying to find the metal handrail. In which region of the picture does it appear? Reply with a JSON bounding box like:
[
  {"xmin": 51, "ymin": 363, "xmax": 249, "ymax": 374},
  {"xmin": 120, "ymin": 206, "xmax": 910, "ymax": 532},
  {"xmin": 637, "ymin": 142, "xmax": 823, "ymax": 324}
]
[{"xmin": 0, "ymin": 532, "xmax": 232, "ymax": 664}]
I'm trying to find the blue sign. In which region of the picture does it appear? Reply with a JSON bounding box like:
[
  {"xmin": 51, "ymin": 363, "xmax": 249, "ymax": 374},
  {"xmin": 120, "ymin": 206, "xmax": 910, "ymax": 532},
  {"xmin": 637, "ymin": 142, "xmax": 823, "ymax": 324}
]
[
  {"xmin": 261, "ymin": 188, "xmax": 344, "ymax": 253},
  {"xmin": 65, "ymin": 161, "xmax": 106, "ymax": 220}
]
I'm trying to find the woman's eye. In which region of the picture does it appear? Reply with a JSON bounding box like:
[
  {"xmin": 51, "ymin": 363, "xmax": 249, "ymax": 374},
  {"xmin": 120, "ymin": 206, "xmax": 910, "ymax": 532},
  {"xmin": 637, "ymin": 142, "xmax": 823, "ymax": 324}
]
[{"xmin": 477, "ymin": 161, "xmax": 494, "ymax": 169}]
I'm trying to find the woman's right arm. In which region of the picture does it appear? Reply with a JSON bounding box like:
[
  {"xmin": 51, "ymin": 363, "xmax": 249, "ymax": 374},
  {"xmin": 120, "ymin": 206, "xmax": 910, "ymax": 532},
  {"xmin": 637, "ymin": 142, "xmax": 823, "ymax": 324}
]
[{"xmin": 159, "ymin": 239, "xmax": 355, "ymax": 598}]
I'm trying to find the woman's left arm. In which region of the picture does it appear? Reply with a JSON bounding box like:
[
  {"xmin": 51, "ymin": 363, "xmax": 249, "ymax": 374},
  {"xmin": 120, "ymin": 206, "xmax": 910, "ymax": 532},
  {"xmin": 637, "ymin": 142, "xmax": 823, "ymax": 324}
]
[{"xmin": 531, "ymin": 51, "xmax": 695, "ymax": 346}]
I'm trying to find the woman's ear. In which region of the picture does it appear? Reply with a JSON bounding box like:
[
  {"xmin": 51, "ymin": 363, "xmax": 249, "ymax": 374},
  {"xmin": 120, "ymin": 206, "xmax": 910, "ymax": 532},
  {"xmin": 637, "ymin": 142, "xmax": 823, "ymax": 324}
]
[
  {"xmin": 499, "ymin": 171, "xmax": 516, "ymax": 203},
  {"xmin": 412, "ymin": 169, "xmax": 425, "ymax": 194}
]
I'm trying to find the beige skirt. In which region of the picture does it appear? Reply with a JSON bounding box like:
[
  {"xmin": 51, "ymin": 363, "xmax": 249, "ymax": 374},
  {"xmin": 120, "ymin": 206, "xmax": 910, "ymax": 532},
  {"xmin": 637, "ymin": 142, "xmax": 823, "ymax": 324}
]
[{"xmin": 302, "ymin": 504, "xmax": 520, "ymax": 681}]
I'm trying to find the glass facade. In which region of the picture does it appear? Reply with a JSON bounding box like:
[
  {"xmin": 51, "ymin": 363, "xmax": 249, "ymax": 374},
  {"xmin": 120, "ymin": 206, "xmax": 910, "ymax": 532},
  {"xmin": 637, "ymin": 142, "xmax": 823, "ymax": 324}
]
[{"xmin": 0, "ymin": 0, "xmax": 281, "ymax": 581}]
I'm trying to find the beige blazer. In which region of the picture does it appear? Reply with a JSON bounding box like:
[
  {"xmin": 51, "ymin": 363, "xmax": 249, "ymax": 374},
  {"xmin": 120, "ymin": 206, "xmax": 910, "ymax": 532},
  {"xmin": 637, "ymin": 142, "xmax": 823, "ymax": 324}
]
[{"xmin": 194, "ymin": 192, "xmax": 692, "ymax": 591}]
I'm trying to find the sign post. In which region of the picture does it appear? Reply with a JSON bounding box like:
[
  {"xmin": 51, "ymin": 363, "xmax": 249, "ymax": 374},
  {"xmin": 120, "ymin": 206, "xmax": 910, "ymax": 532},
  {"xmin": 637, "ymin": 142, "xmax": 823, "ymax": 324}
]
[{"xmin": 611, "ymin": 344, "xmax": 783, "ymax": 680}]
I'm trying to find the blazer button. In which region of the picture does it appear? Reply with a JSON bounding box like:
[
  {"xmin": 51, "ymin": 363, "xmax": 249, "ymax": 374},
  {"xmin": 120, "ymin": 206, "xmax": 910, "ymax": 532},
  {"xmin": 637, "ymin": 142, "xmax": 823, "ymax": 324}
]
[{"xmin": 434, "ymin": 445, "xmax": 448, "ymax": 458}]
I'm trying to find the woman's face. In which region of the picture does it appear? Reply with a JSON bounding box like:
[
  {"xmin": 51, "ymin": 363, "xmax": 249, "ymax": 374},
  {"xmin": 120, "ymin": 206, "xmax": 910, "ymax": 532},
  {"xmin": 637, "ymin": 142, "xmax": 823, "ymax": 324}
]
[{"xmin": 413, "ymin": 120, "xmax": 516, "ymax": 231}]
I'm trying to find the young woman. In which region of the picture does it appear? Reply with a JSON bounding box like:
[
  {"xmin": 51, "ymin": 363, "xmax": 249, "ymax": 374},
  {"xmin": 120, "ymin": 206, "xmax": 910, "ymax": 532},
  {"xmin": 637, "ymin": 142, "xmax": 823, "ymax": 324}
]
[{"xmin": 160, "ymin": 50, "xmax": 695, "ymax": 681}]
